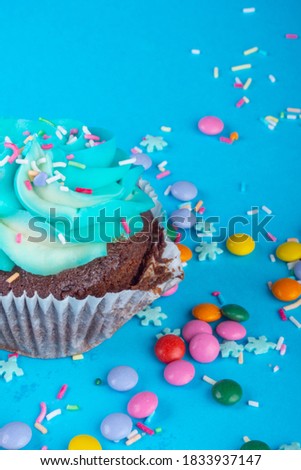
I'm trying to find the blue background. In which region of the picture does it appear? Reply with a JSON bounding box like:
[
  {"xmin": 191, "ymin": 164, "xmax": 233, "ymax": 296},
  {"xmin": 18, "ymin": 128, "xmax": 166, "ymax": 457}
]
[{"xmin": 0, "ymin": 0, "xmax": 301, "ymax": 450}]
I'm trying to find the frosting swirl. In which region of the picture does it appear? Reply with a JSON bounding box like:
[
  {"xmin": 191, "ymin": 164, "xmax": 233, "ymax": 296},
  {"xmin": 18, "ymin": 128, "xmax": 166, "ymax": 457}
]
[{"xmin": 0, "ymin": 118, "xmax": 154, "ymax": 275}]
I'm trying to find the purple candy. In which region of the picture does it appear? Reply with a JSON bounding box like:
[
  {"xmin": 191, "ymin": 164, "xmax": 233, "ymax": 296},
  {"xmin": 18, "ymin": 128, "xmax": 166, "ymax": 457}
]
[
  {"xmin": 170, "ymin": 209, "xmax": 196, "ymax": 229},
  {"xmin": 294, "ymin": 261, "xmax": 301, "ymax": 280},
  {"xmin": 132, "ymin": 153, "xmax": 152, "ymax": 170},
  {"xmin": 171, "ymin": 181, "xmax": 198, "ymax": 202},
  {"xmin": 0, "ymin": 422, "xmax": 32, "ymax": 450},
  {"xmin": 100, "ymin": 413, "xmax": 132, "ymax": 442},
  {"xmin": 107, "ymin": 366, "xmax": 138, "ymax": 392},
  {"xmin": 33, "ymin": 171, "xmax": 48, "ymax": 187}
]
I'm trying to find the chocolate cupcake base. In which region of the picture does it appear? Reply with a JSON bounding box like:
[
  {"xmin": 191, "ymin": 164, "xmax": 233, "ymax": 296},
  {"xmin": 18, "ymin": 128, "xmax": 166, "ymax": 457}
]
[{"xmin": 0, "ymin": 181, "xmax": 183, "ymax": 358}]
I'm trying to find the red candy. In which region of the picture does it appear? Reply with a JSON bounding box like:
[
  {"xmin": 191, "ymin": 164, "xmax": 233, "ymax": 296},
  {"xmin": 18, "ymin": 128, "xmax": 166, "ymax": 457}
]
[{"xmin": 154, "ymin": 335, "xmax": 186, "ymax": 363}]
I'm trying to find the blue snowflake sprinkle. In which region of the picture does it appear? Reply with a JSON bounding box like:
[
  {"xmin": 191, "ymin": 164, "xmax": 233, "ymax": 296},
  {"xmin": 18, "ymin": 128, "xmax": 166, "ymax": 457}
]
[
  {"xmin": 245, "ymin": 336, "xmax": 276, "ymax": 355},
  {"xmin": 156, "ymin": 328, "xmax": 181, "ymax": 339},
  {"xmin": 140, "ymin": 135, "xmax": 168, "ymax": 153},
  {"xmin": 0, "ymin": 356, "xmax": 24, "ymax": 383},
  {"xmin": 220, "ymin": 341, "xmax": 245, "ymax": 358},
  {"xmin": 136, "ymin": 306, "xmax": 168, "ymax": 326},
  {"xmin": 279, "ymin": 442, "xmax": 301, "ymax": 450},
  {"xmin": 195, "ymin": 242, "xmax": 223, "ymax": 261}
]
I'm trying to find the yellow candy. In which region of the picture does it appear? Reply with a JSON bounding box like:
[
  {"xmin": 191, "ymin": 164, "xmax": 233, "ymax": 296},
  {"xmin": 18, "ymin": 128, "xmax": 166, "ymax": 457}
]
[
  {"xmin": 276, "ymin": 242, "xmax": 301, "ymax": 262},
  {"xmin": 271, "ymin": 278, "xmax": 301, "ymax": 302},
  {"xmin": 68, "ymin": 434, "xmax": 102, "ymax": 450},
  {"xmin": 226, "ymin": 233, "xmax": 255, "ymax": 256},
  {"xmin": 193, "ymin": 303, "xmax": 222, "ymax": 322}
]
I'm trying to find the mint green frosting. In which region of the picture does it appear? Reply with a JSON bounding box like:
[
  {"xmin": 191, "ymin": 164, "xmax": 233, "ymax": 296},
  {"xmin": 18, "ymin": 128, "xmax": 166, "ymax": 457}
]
[{"xmin": 0, "ymin": 118, "xmax": 154, "ymax": 275}]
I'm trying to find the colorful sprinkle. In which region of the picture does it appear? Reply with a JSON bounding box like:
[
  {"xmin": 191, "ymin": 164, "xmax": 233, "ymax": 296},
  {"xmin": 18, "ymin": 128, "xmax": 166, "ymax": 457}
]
[
  {"xmin": 236, "ymin": 97, "xmax": 246, "ymax": 108},
  {"xmin": 66, "ymin": 404, "xmax": 80, "ymax": 411},
  {"xmin": 75, "ymin": 187, "xmax": 92, "ymax": 194},
  {"xmin": 267, "ymin": 232, "xmax": 277, "ymax": 242},
  {"xmin": 164, "ymin": 185, "xmax": 172, "ymax": 196},
  {"xmin": 5, "ymin": 142, "xmax": 20, "ymax": 163},
  {"xmin": 262, "ymin": 205, "xmax": 272, "ymax": 214},
  {"xmin": 126, "ymin": 433, "xmax": 142, "ymax": 446},
  {"xmin": 68, "ymin": 161, "xmax": 86, "ymax": 170},
  {"xmin": 57, "ymin": 384, "xmax": 68, "ymax": 400},
  {"xmin": 34, "ymin": 422, "xmax": 48, "ymax": 435},
  {"xmin": 285, "ymin": 34, "xmax": 298, "ymax": 39},
  {"xmin": 38, "ymin": 117, "xmax": 56, "ymax": 127},
  {"xmin": 121, "ymin": 218, "xmax": 131, "ymax": 234},
  {"xmin": 280, "ymin": 344, "xmax": 287, "ymax": 356},
  {"xmin": 238, "ymin": 351, "xmax": 244, "ymax": 364},
  {"xmin": 72, "ymin": 354, "xmax": 84, "ymax": 360},
  {"xmin": 243, "ymin": 78, "xmax": 252, "ymax": 90},
  {"xmin": 283, "ymin": 299, "xmax": 301, "ymax": 312},
  {"xmin": 46, "ymin": 409, "xmax": 62, "ymax": 421},
  {"xmin": 156, "ymin": 170, "xmax": 171, "ymax": 179},
  {"xmin": 268, "ymin": 74, "xmax": 276, "ymax": 83},
  {"xmin": 243, "ymin": 47, "xmax": 258, "ymax": 55},
  {"xmin": 84, "ymin": 134, "xmax": 100, "ymax": 141},
  {"xmin": 136, "ymin": 422, "xmax": 155, "ymax": 436},
  {"xmin": 248, "ymin": 400, "xmax": 259, "ymax": 407},
  {"xmin": 287, "ymin": 107, "xmax": 301, "ymax": 113},
  {"xmin": 276, "ymin": 336, "xmax": 285, "ymax": 351},
  {"xmin": 194, "ymin": 200, "xmax": 203, "ymax": 212},
  {"xmin": 231, "ymin": 64, "xmax": 252, "ymax": 72},
  {"xmin": 160, "ymin": 126, "xmax": 172, "ymax": 132},
  {"xmin": 219, "ymin": 137, "xmax": 233, "ymax": 144},
  {"xmin": 243, "ymin": 7, "xmax": 255, "ymax": 13},
  {"xmin": 15, "ymin": 233, "xmax": 22, "ymax": 244},
  {"xmin": 289, "ymin": 315, "xmax": 301, "ymax": 328},
  {"xmin": 6, "ymin": 273, "xmax": 20, "ymax": 284},
  {"xmin": 46, "ymin": 174, "xmax": 61, "ymax": 184},
  {"xmin": 131, "ymin": 146, "xmax": 142, "ymax": 154},
  {"xmin": 202, "ymin": 375, "xmax": 217, "ymax": 385},
  {"xmin": 118, "ymin": 157, "xmax": 136, "ymax": 166},
  {"xmin": 36, "ymin": 402, "xmax": 47, "ymax": 424}
]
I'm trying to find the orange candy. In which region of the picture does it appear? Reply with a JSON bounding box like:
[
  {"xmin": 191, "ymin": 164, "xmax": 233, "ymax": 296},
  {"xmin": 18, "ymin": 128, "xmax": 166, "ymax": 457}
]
[
  {"xmin": 230, "ymin": 131, "xmax": 239, "ymax": 141},
  {"xmin": 177, "ymin": 244, "xmax": 193, "ymax": 262},
  {"xmin": 271, "ymin": 278, "xmax": 301, "ymax": 302},
  {"xmin": 192, "ymin": 303, "xmax": 222, "ymax": 322}
]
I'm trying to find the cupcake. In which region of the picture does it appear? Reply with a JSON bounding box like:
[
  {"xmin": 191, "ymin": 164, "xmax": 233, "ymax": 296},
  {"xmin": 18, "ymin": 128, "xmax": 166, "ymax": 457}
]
[{"xmin": 0, "ymin": 118, "xmax": 183, "ymax": 358}]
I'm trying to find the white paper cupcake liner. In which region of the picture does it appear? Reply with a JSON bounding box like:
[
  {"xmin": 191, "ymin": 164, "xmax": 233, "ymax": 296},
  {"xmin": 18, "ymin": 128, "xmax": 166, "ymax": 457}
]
[{"xmin": 0, "ymin": 180, "xmax": 183, "ymax": 358}]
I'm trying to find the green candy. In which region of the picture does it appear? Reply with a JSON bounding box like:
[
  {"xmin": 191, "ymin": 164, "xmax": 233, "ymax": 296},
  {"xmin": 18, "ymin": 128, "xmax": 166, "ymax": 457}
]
[
  {"xmin": 167, "ymin": 224, "xmax": 178, "ymax": 241},
  {"xmin": 221, "ymin": 304, "xmax": 249, "ymax": 322},
  {"xmin": 212, "ymin": 379, "xmax": 243, "ymax": 405},
  {"xmin": 240, "ymin": 440, "xmax": 270, "ymax": 450}
]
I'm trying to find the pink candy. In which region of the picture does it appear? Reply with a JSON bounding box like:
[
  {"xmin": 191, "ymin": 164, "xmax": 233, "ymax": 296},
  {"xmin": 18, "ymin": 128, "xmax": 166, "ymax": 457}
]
[
  {"xmin": 216, "ymin": 321, "xmax": 246, "ymax": 340},
  {"xmin": 127, "ymin": 392, "xmax": 158, "ymax": 419},
  {"xmin": 161, "ymin": 283, "xmax": 179, "ymax": 297},
  {"xmin": 164, "ymin": 360, "xmax": 195, "ymax": 386},
  {"xmin": 189, "ymin": 333, "xmax": 220, "ymax": 363},
  {"xmin": 182, "ymin": 320, "xmax": 212, "ymax": 342},
  {"xmin": 198, "ymin": 116, "xmax": 224, "ymax": 135}
]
